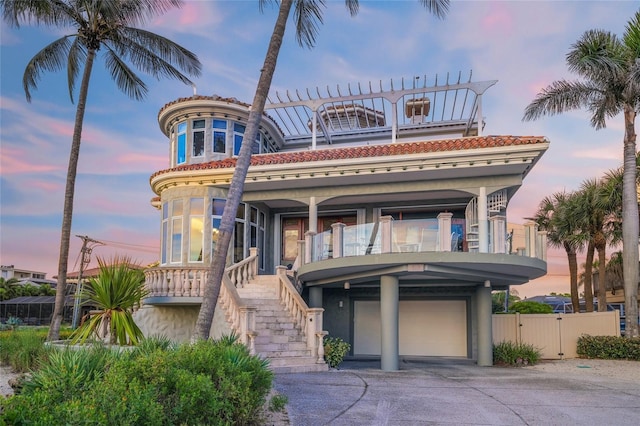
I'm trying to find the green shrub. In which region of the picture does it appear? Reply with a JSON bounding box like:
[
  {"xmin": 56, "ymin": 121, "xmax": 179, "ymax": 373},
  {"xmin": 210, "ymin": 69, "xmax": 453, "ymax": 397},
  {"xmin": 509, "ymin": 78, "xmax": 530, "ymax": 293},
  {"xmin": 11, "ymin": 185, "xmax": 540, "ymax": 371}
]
[
  {"xmin": 509, "ymin": 301, "xmax": 554, "ymax": 314},
  {"xmin": 493, "ymin": 341, "xmax": 541, "ymax": 366},
  {"xmin": 1, "ymin": 337, "xmax": 274, "ymax": 425},
  {"xmin": 269, "ymin": 393, "xmax": 288, "ymax": 412},
  {"xmin": 0, "ymin": 328, "xmax": 50, "ymax": 373},
  {"xmin": 324, "ymin": 336, "xmax": 351, "ymax": 368},
  {"xmin": 577, "ymin": 335, "xmax": 640, "ymax": 360}
]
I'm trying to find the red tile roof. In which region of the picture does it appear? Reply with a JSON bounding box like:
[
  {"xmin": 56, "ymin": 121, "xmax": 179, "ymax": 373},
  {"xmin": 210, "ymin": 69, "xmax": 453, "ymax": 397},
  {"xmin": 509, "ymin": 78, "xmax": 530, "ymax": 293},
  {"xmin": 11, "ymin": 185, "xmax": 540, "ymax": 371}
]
[{"xmin": 151, "ymin": 135, "xmax": 547, "ymax": 179}]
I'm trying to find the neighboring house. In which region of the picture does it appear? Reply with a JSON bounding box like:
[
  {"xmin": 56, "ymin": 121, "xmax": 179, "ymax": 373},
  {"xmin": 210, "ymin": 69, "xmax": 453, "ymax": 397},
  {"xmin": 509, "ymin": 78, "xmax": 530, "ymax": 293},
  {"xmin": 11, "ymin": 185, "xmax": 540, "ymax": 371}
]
[
  {"xmin": 136, "ymin": 72, "xmax": 549, "ymax": 371},
  {"xmin": 525, "ymin": 295, "xmax": 572, "ymax": 313},
  {"xmin": 1, "ymin": 265, "xmax": 48, "ymax": 281}
]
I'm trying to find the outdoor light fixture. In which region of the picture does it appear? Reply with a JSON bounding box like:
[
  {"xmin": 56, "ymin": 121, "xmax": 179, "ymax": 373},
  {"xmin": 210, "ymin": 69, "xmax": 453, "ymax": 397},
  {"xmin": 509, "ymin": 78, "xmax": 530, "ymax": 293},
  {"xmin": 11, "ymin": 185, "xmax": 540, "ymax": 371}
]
[{"xmin": 344, "ymin": 281, "xmax": 350, "ymax": 290}]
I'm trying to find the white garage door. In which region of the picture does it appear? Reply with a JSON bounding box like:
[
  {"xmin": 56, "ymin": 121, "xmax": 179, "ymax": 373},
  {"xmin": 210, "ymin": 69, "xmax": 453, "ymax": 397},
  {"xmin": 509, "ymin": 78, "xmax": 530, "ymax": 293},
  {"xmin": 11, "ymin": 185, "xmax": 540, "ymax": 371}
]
[{"xmin": 354, "ymin": 300, "xmax": 467, "ymax": 356}]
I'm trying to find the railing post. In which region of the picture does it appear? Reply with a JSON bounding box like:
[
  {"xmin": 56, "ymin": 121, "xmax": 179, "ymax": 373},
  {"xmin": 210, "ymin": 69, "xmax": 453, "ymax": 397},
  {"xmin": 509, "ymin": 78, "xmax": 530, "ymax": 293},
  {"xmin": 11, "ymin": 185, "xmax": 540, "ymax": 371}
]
[
  {"xmin": 306, "ymin": 308, "xmax": 324, "ymax": 352},
  {"xmin": 331, "ymin": 222, "xmax": 346, "ymax": 259},
  {"xmin": 305, "ymin": 230, "xmax": 316, "ymax": 263},
  {"xmin": 537, "ymin": 230, "xmax": 548, "ymax": 261},
  {"xmin": 437, "ymin": 212, "xmax": 453, "ymax": 252},
  {"xmin": 524, "ymin": 221, "xmax": 538, "ymax": 258},
  {"xmin": 249, "ymin": 247, "xmax": 258, "ymax": 277},
  {"xmin": 380, "ymin": 216, "xmax": 394, "ymax": 253},
  {"xmin": 297, "ymin": 239, "xmax": 306, "ymax": 266},
  {"xmin": 490, "ymin": 215, "xmax": 506, "ymax": 254},
  {"xmin": 316, "ymin": 331, "xmax": 328, "ymax": 363}
]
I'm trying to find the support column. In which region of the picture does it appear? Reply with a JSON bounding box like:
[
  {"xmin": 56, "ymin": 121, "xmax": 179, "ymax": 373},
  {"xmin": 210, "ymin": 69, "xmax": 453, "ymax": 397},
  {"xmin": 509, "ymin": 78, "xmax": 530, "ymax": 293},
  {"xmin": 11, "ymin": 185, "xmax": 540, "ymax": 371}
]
[
  {"xmin": 437, "ymin": 212, "xmax": 453, "ymax": 252},
  {"xmin": 478, "ymin": 187, "xmax": 489, "ymax": 253},
  {"xmin": 477, "ymin": 281, "xmax": 493, "ymax": 366},
  {"xmin": 309, "ymin": 287, "xmax": 323, "ymax": 308},
  {"xmin": 309, "ymin": 196, "xmax": 318, "ymax": 234},
  {"xmin": 380, "ymin": 275, "xmax": 399, "ymax": 371}
]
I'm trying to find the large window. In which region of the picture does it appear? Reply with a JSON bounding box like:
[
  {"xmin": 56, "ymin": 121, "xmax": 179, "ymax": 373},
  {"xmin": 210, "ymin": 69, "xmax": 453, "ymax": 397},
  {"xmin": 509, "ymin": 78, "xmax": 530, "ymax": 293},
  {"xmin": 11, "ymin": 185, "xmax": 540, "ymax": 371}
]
[
  {"xmin": 171, "ymin": 199, "xmax": 183, "ymax": 263},
  {"xmin": 211, "ymin": 198, "xmax": 225, "ymax": 258},
  {"xmin": 189, "ymin": 198, "xmax": 204, "ymax": 262},
  {"xmin": 234, "ymin": 203, "xmax": 246, "ymax": 262},
  {"xmin": 213, "ymin": 119, "xmax": 226, "ymax": 153},
  {"xmin": 233, "ymin": 123, "xmax": 245, "ymax": 156},
  {"xmin": 192, "ymin": 119, "xmax": 205, "ymax": 157},
  {"xmin": 177, "ymin": 122, "xmax": 187, "ymax": 165},
  {"xmin": 161, "ymin": 202, "xmax": 168, "ymax": 264}
]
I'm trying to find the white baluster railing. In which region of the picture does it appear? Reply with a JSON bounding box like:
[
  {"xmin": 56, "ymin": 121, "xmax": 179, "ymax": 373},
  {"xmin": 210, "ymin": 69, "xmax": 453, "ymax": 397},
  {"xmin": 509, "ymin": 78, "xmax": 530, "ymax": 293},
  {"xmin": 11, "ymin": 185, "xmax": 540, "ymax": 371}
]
[{"xmin": 275, "ymin": 266, "xmax": 328, "ymax": 365}]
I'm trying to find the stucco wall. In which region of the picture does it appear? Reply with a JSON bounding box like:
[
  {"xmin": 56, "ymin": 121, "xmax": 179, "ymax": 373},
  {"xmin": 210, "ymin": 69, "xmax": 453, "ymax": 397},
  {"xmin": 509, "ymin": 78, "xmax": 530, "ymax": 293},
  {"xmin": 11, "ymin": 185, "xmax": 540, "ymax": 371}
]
[{"xmin": 133, "ymin": 304, "xmax": 232, "ymax": 343}]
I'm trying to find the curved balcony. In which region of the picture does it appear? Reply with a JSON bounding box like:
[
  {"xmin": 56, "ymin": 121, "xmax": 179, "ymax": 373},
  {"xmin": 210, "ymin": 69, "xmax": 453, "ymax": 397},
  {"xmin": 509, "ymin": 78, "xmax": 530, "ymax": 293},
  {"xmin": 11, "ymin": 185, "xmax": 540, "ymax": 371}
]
[{"xmin": 296, "ymin": 215, "xmax": 547, "ymax": 290}]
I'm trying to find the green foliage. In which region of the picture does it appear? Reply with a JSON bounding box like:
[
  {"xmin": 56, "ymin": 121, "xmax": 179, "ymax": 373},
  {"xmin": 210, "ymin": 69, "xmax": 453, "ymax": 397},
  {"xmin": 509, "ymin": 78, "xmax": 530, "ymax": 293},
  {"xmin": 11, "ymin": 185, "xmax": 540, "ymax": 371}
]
[
  {"xmin": 269, "ymin": 393, "xmax": 288, "ymax": 412},
  {"xmin": 0, "ymin": 336, "xmax": 274, "ymax": 425},
  {"xmin": 493, "ymin": 341, "xmax": 541, "ymax": 366},
  {"xmin": 71, "ymin": 256, "xmax": 148, "ymax": 346},
  {"xmin": 509, "ymin": 301, "xmax": 554, "ymax": 314},
  {"xmin": 577, "ymin": 335, "xmax": 640, "ymax": 360},
  {"xmin": 324, "ymin": 336, "xmax": 351, "ymax": 368},
  {"xmin": 0, "ymin": 328, "xmax": 51, "ymax": 373}
]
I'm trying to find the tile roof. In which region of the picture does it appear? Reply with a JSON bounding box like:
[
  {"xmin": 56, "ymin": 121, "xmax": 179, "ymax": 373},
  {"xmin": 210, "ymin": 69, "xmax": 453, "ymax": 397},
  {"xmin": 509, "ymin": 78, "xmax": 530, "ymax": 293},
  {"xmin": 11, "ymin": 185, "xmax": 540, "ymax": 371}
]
[{"xmin": 151, "ymin": 135, "xmax": 547, "ymax": 179}]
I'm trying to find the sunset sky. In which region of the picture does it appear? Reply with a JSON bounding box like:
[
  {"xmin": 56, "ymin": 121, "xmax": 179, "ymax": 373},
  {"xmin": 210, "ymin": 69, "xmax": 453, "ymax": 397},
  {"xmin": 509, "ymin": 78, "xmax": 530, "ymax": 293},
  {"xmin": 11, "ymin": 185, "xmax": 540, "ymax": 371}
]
[{"xmin": 1, "ymin": 1, "xmax": 637, "ymax": 298}]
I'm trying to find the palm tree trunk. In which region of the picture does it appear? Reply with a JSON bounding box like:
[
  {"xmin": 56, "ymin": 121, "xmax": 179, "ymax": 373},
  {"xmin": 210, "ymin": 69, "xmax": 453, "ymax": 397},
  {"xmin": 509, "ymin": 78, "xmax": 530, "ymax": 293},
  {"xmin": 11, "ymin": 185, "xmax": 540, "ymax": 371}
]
[
  {"xmin": 622, "ymin": 104, "xmax": 639, "ymax": 338},
  {"xmin": 596, "ymin": 233, "xmax": 607, "ymax": 312},
  {"xmin": 566, "ymin": 243, "xmax": 579, "ymax": 313},
  {"xmin": 47, "ymin": 49, "xmax": 96, "ymax": 342},
  {"xmin": 583, "ymin": 242, "xmax": 595, "ymax": 312},
  {"xmin": 194, "ymin": 0, "xmax": 294, "ymax": 340}
]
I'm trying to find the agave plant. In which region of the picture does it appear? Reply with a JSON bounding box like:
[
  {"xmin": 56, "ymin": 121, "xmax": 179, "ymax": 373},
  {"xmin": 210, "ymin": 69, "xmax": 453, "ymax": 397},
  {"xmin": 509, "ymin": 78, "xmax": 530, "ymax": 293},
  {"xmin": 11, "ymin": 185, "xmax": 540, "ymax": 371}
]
[{"xmin": 71, "ymin": 256, "xmax": 149, "ymax": 346}]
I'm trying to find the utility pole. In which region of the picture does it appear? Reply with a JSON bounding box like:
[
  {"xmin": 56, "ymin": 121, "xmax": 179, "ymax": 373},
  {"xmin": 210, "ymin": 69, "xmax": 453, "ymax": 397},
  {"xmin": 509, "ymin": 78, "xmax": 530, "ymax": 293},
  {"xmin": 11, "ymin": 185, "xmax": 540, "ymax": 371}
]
[{"xmin": 71, "ymin": 235, "xmax": 103, "ymax": 329}]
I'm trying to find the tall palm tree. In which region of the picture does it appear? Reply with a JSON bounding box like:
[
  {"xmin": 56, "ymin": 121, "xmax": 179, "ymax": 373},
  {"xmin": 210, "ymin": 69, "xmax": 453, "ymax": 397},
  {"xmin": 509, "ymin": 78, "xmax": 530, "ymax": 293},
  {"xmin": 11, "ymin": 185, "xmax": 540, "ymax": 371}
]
[
  {"xmin": 0, "ymin": 277, "xmax": 20, "ymax": 301},
  {"xmin": 1, "ymin": 0, "xmax": 202, "ymax": 341},
  {"xmin": 575, "ymin": 178, "xmax": 617, "ymax": 312},
  {"xmin": 194, "ymin": 0, "xmax": 450, "ymax": 340},
  {"xmin": 523, "ymin": 13, "xmax": 640, "ymax": 337},
  {"xmin": 529, "ymin": 192, "xmax": 583, "ymax": 312}
]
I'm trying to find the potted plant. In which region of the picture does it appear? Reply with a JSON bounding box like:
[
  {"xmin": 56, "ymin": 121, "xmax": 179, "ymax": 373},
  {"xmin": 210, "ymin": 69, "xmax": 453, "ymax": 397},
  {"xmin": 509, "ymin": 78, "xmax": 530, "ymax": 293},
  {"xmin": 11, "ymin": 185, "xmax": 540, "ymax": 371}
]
[{"xmin": 71, "ymin": 255, "xmax": 149, "ymax": 346}]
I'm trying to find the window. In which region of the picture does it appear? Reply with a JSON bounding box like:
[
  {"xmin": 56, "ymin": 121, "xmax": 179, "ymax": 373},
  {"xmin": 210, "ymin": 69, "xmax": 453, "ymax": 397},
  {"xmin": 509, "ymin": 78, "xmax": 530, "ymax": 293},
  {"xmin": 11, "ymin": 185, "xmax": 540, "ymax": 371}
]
[
  {"xmin": 177, "ymin": 122, "xmax": 187, "ymax": 164},
  {"xmin": 233, "ymin": 123, "xmax": 245, "ymax": 156},
  {"xmin": 211, "ymin": 198, "xmax": 225, "ymax": 258},
  {"xmin": 192, "ymin": 119, "xmax": 205, "ymax": 157},
  {"xmin": 161, "ymin": 202, "xmax": 168, "ymax": 264},
  {"xmin": 171, "ymin": 199, "xmax": 183, "ymax": 263},
  {"xmin": 189, "ymin": 198, "xmax": 204, "ymax": 262},
  {"xmin": 212, "ymin": 119, "xmax": 226, "ymax": 153}
]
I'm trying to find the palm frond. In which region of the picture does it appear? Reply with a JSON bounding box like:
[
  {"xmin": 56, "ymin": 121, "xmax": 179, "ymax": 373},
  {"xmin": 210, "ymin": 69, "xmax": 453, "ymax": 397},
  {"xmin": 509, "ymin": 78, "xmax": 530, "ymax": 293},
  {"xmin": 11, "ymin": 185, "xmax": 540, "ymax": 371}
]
[
  {"xmin": 103, "ymin": 47, "xmax": 148, "ymax": 100},
  {"xmin": 22, "ymin": 36, "xmax": 73, "ymax": 102},
  {"xmin": 66, "ymin": 37, "xmax": 86, "ymax": 104},
  {"xmin": 344, "ymin": 0, "xmax": 359, "ymax": 16},
  {"xmin": 522, "ymin": 80, "xmax": 603, "ymax": 122},
  {"xmin": 418, "ymin": 0, "xmax": 450, "ymax": 20},
  {"xmin": 114, "ymin": 27, "xmax": 202, "ymax": 80},
  {"xmin": 567, "ymin": 29, "xmax": 626, "ymax": 82},
  {"xmin": 623, "ymin": 10, "xmax": 640, "ymax": 57},
  {"xmin": 293, "ymin": 0, "xmax": 326, "ymax": 49},
  {"xmin": 0, "ymin": 0, "xmax": 77, "ymax": 28}
]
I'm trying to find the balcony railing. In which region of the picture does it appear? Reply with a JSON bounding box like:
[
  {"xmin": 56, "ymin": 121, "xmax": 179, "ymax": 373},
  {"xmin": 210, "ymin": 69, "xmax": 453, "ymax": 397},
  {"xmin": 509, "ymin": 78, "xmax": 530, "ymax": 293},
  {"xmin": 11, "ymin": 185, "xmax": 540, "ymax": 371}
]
[{"xmin": 304, "ymin": 215, "xmax": 547, "ymax": 263}]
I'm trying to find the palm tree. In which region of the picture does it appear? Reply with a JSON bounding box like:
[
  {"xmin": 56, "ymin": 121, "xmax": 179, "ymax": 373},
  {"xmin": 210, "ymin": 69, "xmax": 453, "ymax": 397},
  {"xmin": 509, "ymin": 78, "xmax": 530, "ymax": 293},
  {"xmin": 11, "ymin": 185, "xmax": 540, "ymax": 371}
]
[
  {"xmin": 193, "ymin": 0, "xmax": 450, "ymax": 340},
  {"xmin": 574, "ymin": 178, "xmax": 618, "ymax": 312},
  {"xmin": 523, "ymin": 13, "xmax": 640, "ymax": 337},
  {"xmin": 71, "ymin": 255, "xmax": 148, "ymax": 345},
  {"xmin": 1, "ymin": 0, "xmax": 202, "ymax": 341},
  {"xmin": 0, "ymin": 277, "xmax": 20, "ymax": 301},
  {"xmin": 529, "ymin": 192, "xmax": 583, "ymax": 312}
]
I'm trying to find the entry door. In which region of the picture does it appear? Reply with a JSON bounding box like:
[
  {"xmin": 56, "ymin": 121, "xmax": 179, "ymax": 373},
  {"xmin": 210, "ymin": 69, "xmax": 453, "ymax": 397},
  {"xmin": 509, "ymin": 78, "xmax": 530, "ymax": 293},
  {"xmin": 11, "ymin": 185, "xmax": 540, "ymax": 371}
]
[{"xmin": 353, "ymin": 300, "xmax": 467, "ymax": 356}]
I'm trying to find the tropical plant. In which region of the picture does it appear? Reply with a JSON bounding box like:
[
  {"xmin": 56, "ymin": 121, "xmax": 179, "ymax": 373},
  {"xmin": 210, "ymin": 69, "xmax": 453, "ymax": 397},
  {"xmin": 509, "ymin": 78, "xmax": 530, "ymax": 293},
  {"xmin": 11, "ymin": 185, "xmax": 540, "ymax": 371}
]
[
  {"xmin": 194, "ymin": 0, "xmax": 451, "ymax": 340},
  {"xmin": 523, "ymin": 13, "xmax": 640, "ymax": 337},
  {"xmin": 529, "ymin": 191, "xmax": 584, "ymax": 312},
  {"xmin": 0, "ymin": 277, "xmax": 20, "ymax": 301},
  {"xmin": 492, "ymin": 289, "xmax": 521, "ymax": 313},
  {"xmin": 0, "ymin": 0, "xmax": 202, "ymax": 342},
  {"xmin": 323, "ymin": 336, "xmax": 351, "ymax": 368},
  {"xmin": 70, "ymin": 256, "xmax": 148, "ymax": 345},
  {"xmin": 493, "ymin": 341, "xmax": 541, "ymax": 366}
]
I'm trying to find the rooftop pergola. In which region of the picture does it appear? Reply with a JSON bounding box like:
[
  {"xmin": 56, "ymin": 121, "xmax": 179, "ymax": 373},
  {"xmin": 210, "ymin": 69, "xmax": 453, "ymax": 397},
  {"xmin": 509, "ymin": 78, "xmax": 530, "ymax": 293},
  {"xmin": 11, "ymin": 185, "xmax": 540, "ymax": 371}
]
[{"xmin": 265, "ymin": 71, "xmax": 497, "ymax": 150}]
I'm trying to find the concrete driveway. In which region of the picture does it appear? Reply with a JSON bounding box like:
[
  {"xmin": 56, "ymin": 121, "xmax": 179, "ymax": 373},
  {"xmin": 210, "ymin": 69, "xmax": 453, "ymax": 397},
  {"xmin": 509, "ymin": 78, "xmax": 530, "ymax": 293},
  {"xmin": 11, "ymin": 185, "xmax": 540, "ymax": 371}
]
[{"xmin": 273, "ymin": 358, "xmax": 640, "ymax": 425}]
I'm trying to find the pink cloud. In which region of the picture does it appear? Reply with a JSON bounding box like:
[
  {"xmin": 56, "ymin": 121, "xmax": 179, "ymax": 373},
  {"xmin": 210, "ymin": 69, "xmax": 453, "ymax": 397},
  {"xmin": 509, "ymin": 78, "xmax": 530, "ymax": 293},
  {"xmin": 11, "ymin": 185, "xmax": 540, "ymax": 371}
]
[
  {"xmin": 1, "ymin": 147, "xmax": 61, "ymax": 174},
  {"xmin": 481, "ymin": 3, "xmax": 514, "ymax": 35}
]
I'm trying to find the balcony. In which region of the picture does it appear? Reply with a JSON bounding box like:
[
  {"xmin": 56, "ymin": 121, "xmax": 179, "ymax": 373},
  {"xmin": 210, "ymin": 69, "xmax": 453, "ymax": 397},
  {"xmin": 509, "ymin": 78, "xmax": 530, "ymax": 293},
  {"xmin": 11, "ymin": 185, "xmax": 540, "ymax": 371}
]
[{"xmin": 296, "ymin": 215, "xmax": 547, "ymax": 290}]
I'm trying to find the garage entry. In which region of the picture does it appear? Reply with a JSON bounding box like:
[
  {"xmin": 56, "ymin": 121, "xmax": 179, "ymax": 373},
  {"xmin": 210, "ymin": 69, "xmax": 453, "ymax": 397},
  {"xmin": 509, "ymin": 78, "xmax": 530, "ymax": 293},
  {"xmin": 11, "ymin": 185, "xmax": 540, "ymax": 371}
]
[{"xmin": 353, "ymin": 300, "xmax": 467, "ymax": 356}]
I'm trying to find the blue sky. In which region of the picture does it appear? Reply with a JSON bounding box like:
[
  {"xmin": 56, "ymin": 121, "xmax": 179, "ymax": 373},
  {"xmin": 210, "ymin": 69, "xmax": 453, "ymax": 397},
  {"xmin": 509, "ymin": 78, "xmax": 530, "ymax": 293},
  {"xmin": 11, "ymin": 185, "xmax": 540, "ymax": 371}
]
[{"xmin": 0, "ymin": 1, "xmax": 637, "ymax": 298}]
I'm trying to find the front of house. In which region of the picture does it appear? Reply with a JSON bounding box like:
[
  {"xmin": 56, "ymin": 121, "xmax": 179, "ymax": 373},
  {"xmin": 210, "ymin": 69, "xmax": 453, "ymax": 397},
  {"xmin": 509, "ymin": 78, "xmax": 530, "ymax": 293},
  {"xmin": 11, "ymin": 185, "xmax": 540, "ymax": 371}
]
[{"xmin": 135, "ymin": 72, "xmax": 548, "ymax": 371}]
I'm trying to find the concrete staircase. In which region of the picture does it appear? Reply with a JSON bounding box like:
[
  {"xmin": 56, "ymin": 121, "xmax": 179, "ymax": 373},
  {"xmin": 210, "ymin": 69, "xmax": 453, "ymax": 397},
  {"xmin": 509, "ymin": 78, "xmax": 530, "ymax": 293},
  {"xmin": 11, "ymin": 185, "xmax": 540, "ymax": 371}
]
[{"xmin": 235, "ymin": 275, "xmax": 328, "ymax": 374}]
